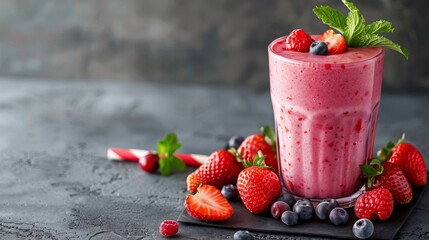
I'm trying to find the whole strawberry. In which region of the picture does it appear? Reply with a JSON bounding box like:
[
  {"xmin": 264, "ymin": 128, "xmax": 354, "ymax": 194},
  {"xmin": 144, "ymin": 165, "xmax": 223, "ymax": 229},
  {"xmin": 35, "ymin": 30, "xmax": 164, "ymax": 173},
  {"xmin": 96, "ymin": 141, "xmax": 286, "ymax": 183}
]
[
  {"xmin": 378, "ymin": 134, "xmax": 427, "ymax": 186},
  {"xmin": 361, "ymin": 161, "xmax": 412, "ymax": 205},
  {"xmin": 186, "ymin": 149, "xmax": 243, "ymax": 193},
  {"xmin": 238, "ymin": 125, "xmax": 278, "ymax": 174},
  {"xmin": 237, "ymin": 153, "xmax": 281, "ymax": 214},
  {"xmin": 285, "ymin": 29, "xmax": 314, "ymax": 52},
  {"xmin": 354, "ymin": 188, "xmax": 394, "ymax": 221}
]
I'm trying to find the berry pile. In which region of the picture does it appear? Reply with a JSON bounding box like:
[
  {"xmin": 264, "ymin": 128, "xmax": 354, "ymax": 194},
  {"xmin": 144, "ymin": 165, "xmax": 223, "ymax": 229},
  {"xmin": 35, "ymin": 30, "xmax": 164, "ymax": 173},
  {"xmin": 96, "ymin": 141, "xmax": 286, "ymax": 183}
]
[
  {"xmin": 284, "ymin": 28, "xmax": 347, "ymax": 56},
  {"xmin": 355, "ymin": 135, "xmax": 427, "ymax": 221}
]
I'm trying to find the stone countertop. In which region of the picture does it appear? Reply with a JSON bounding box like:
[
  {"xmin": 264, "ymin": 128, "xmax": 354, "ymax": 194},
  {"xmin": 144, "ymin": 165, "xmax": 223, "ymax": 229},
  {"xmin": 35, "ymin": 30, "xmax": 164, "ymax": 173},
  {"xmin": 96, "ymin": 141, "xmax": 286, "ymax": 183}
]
[{"xmin": 0, "ymin": 79, "xmax": 428, "ymax": 240}]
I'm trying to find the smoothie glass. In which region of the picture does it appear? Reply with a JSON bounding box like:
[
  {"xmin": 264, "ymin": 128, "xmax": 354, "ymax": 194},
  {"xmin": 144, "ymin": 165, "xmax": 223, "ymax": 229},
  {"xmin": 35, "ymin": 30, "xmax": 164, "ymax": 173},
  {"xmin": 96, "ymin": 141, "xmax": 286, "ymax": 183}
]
[{"xmin": 268, "ymin": 36, "xmax": 385, "ymax": 205}]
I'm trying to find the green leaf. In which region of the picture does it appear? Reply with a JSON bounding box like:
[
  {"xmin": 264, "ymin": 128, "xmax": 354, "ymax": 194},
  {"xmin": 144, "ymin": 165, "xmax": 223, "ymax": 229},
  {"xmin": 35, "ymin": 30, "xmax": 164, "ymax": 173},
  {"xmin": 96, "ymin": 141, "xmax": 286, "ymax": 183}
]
[
  {"xmin": 359, "ymin": 164, "xmax": 378, "ymax": 177},
  {"xmin": 342, "ymin": 0, "xmax": 359, "ymax": 12},
  {"xmin": 159, "ymin": 157, "xmax": 173, "ymax": 176},
  {"xmin": 353, "ymin": 34, "xmax": 408, "ymax": 59},
  {"xmin": 156, "ymin": 132, "xmax": 185, "ymax": 176},
  {"xmin": 157, "ymin": 133, "xmax": 182, "ymax": 156},
  {"xmin": 171, "ymin": 156, "xmax": 186, "ymax": 172},
  {"xmin": 260, "ymin": 125, "xmax": 277, "ymax": 152},
  {"xmin": 343, "ymin": 9, "xmax": 365, "ymax": 46},
  {"xmin": 313, "ymin": 6, "xmax": 347, "ymax": 34},
  {"xmin": 364, "ymin": 20, "xmax": 394, "ymax": 34}
]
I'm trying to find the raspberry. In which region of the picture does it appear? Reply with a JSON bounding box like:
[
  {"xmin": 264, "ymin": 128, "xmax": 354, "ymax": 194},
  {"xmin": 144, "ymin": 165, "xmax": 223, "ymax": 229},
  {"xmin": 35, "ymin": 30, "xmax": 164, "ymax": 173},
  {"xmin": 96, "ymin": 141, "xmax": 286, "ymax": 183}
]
[
  {"xmin": 159, "ymin": 220, "xmax": 178, "ymax": 237},
  {"xmin": 285, "ymin": 29, "xmax": 314, "ymax": 52},
  {"xmin": 354, "ymin": 188, "xmax": 394, "ymax": 221}
]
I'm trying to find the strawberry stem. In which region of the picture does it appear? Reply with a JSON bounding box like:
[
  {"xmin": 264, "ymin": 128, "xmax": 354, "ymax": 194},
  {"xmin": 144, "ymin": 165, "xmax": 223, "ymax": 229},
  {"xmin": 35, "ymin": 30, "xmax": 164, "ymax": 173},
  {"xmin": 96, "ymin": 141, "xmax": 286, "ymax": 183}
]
[
  {"xmin": 243, "ymin": 151, "xmax": 272, "ymax": 170},
  {"xmin": 377, "ymin": 133, "xmax": 405, "ymax": 161}
]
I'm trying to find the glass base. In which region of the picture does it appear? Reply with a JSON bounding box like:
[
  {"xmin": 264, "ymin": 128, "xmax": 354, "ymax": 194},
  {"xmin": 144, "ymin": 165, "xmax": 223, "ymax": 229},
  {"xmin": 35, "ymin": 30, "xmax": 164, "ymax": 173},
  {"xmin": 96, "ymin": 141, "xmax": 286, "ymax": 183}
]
[{"xmin": 282, "ymin": 185, "xmax": 365, "ymax": 208}]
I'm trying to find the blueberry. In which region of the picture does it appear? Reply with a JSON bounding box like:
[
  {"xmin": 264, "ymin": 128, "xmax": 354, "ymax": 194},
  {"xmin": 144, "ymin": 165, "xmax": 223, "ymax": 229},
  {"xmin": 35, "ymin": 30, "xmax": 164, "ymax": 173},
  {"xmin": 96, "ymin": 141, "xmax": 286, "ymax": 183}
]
[
  {"xmin": 271, "ymin": 201, "xmax": 290, "ymax": 219},
  {"xmin": 233, "ymin": 230, "xmax": 254, "ymax": 240},
  {"xmin": 329, "ymin": 207, "xmax": 349, "ymax": 225},
  {"xmin": 277, "ymin": 192, "xmax": 296, "ymax": 207},
  {"xmin": 315, "ymin": 201, "xmax": 335, "ymax": 221},
  {"xmin": 225, "ymin": 136, "xmax": 245, "ymax": 150},
  {"xmin": 309, "ymin": 41, "xmax": 328, "ymax": 56},
  {"xmin": 281, "ymin": 210, "xmax": 299, "ymax": 226},
  {"xmin": 293, "ymin": 199, "xmax": 314, "ymax": 220},
  {"xmin": 221, "ymin": 184, "xmax": 239, "ymax": 201},
  {"xmin": 327, "ymin": 199, "xmax": 339, "ymax": 208},
  {"xmin": 353, "ymin": 218, "xmax": 374, "ymax": 239}
]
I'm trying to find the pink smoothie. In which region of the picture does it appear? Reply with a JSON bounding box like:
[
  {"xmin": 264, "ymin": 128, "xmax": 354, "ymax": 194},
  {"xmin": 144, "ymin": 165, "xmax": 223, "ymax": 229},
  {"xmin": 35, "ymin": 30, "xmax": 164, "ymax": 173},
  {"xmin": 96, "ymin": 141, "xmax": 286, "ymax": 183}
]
[{"xmin": 268, "ymin": 36, "xmax": 384, "ymax": 199}]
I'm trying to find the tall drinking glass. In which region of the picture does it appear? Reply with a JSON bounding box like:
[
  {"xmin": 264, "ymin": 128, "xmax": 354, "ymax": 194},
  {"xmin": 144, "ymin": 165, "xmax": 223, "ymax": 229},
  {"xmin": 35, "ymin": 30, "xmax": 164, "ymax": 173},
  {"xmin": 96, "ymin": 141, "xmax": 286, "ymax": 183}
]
[{"xmin": 268, "ymin": 36, "xmax": 385, "ymax": 205}]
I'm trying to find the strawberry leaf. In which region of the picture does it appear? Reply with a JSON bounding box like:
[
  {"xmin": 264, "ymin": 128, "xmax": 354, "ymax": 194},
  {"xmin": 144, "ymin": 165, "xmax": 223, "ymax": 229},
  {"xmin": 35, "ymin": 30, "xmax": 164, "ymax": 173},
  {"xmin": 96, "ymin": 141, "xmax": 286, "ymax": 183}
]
[{"xmin": 260, "ymin": 125, "xmax": 277, "ymax": 153}]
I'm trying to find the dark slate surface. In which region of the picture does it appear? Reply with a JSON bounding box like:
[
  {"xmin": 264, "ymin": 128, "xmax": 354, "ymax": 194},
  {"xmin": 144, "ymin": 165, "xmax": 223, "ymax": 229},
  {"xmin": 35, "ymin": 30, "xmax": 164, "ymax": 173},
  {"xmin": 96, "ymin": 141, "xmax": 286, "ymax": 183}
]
[{"xmin": 0, "ymin": 79, "xmax": 428, "ymax": 239}]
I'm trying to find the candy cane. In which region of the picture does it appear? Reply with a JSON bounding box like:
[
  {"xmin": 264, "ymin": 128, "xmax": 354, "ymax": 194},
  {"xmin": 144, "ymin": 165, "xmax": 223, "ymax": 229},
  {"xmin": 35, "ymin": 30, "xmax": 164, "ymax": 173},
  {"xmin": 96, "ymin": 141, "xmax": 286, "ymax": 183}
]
[{"xmin": 107, "ymin": 148, "xmax": 208, "ymax": 167}]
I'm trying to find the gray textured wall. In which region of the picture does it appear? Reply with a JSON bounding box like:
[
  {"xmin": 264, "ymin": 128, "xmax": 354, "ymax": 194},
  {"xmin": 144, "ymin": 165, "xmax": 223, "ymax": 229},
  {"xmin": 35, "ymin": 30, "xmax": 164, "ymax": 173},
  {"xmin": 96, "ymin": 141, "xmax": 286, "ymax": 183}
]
[{"xmin": 0, "ymin": 0, "xmax": 427, "ymax": 91}]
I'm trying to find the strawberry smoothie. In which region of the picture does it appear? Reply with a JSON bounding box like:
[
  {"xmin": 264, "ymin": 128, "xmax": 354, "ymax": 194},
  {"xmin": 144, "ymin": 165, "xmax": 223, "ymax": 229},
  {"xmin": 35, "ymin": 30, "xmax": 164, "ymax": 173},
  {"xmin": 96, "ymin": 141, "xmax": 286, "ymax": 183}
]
[{"xmin": 268, "ymin": 36, "xmax": 384, "ymax": 199}]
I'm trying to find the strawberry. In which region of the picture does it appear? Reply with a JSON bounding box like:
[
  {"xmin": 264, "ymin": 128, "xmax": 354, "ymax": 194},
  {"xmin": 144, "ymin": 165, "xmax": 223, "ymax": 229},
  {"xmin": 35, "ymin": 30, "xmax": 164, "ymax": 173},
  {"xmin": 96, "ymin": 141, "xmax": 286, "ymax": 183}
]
[
  {"xmin": 319, "ymin": 29, "xmax": 347, "ymax": 55},
  {"xmin": 378, "ymin": 134, "xmax": 427, "ymax": 187},
  {"xmin": 285, "ymin": 29, "xmax": 314, "ymax": 52},
  {"xmin": 361, "ymin": 161, "xmax": 412, "ymax": 205},
  {"xmin": 354, "ymin": 188, "xmax": 394, "ymax": 221},
  {"xmin": 237, "ymin": 153, "xmax": 281, "ymax": 214},
  {"xmin": 237, "ymin": 125, "xmax": 278, "ymax": 174},
  {"xmin": 185, "ymin": 184, "xmax": 233, "ymax": 221},
  {"xmin": 186, "ymin": 149, "xmax": 243, "ymax": 193}
]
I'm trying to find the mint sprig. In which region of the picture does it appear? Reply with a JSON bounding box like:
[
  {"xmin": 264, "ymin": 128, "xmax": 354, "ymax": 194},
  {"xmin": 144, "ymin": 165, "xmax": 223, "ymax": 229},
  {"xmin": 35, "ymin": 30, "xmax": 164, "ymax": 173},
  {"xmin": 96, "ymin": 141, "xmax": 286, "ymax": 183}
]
[
  {"xmin": 313, "ymin": 0, "xmax": 408, "ymax": 59},
  {"xmin": 157, "ymin": 133, "xmax": 186, "ymax": 176}
]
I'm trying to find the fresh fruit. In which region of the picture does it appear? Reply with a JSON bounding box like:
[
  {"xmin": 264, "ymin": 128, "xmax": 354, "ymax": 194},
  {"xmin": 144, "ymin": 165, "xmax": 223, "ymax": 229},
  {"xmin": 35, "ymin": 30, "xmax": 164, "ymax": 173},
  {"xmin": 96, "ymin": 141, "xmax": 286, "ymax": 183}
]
[
  {"xmin": 271, "ymin": 201, "xmax": 291, "ymax": 220},
  {"xmin": 285, "ymin": 29, "xmax": 315, "ymax": 52},
  {"xmin": 186, "ymin": 149, "xmax": 243, "ymax": 193},
  {"xmin": 374, "ymin": 163, "xmax": 412, "ymax": 205},
  {"xmin": 159, "ymin": 220, "xmax": 179, "ymax": 237},
  {"xmin": 354, "ymin": 188, "xmax": 394, "ymax": 220},
  {"xmin": 378, "ymin": 135, "xmax": 427, "ymax": 187},
  {"xmin": 221, "ymin": 184, "xmax": 240, "ymax": 201},
  {"xmin": 281, "ymin": 210, "xmax": 299, "ymax": 226},
  {"xmin": 309, "ymin": 41, "xmax": 328, "ymax": 55},
  {"xmin": 277, "ymin": 192, "xmax": 296, "ymax": 207},
  {"xmin": 238, "ymin": 125, "xmax": 278, "ymax": 174},
  {"xmin": 329, "ymin": 207, "xmax": 349, "ymax": 225},
  {"xmin": 185, "ymin": 185, "xmax": 233, "ymax": 221},
  {"xmin": 293, "ymin": 199, "xmax": 314, "ymax": 221},
  {"xmin": 315, "ymin": 201, "xmax": 335, "ymax": 221},
  {"xmin": 233, "ymin": 230, "xmax": 254, "ymax": 240},
  {"xmin": 361, "ymin": 158, "xmax": 412, "ymax": 205},
  {"xmin": 353, "ymin": 218, "xmax": 374, "ymax": 239},
  {"xmin": 225, "ymin": 136, "xmax": 245, "ymax": 150},
  {"xmin": 318, "ymin": 29, "xmax": 347, "ymax": 55},
  {"xmin": 139, "ymin": 152, "xmax": 160, "ymax": 173},
  {"xmin": 237, "ymin": 153, "xmax": 281, "ymax": 214}
]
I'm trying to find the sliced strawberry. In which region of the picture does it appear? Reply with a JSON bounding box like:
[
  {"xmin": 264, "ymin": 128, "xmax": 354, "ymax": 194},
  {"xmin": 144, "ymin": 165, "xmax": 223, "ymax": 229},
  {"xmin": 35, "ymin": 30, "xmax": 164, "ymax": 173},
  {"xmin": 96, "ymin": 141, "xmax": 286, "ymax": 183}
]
[
  {"xmin": 285, "ymin": 29, "xmax": 314, "ymax": 52},
  {"xmin": 319, "ymin": 29, "xmax": 347, "ymax": 55},
  {"xmin": 185, "ymin": 185, "xmax": 234, "ymax": 221}
]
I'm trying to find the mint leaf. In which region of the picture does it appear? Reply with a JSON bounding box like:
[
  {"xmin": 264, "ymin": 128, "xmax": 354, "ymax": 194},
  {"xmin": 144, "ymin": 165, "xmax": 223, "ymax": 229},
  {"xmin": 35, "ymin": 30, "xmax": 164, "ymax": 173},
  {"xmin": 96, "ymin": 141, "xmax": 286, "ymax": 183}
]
[
  {"xmin": 364, "ymin": 20, "xmax": 394, "ymax": 34},
  {"xmin": 156, "ymin": 133, "xmax": 186, "ymax": 176},
  {"xmin": 159, "ymin": 157, "xmax": 173, "ymax": 176},
  {"xmin": 353, "ymin": 34, "xmax": 408, "ymax": 59},
  {"xmin": 343, "ymin": 9, "xmax": 365, "ymax": 46},
  {"xmin": 313, "ymin": 6, "xmax": 347, "ymax": 33},
  {"xmin": 313, "ymin": 0, "xmax": 408, "ymax": 59},
  {"xmin": 157, "ymin": 133, "xmax": 181, "ymax": 156},
  {"xmin": 171, "ymin": 156, "xmax": 186, "ymax": 172}
]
